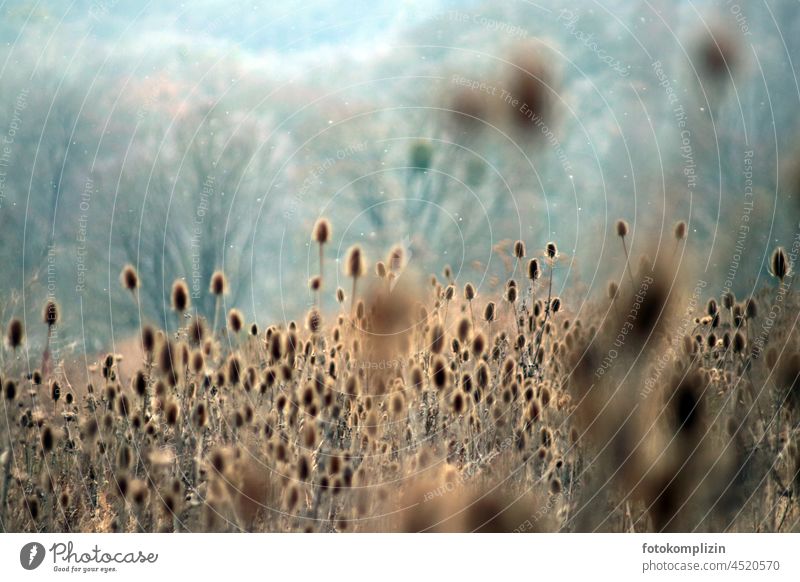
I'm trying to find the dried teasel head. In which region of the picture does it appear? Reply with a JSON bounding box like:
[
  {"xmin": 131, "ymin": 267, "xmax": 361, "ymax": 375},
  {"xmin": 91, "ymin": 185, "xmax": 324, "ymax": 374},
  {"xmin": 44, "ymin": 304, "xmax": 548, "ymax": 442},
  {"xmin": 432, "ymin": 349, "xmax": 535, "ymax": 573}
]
[
  {"xmin": 306, "ymin": 309, "xmax": 323, "ymax": 334},
  {"xmin": 312, "ymin": 218, "xmax": 331, "ymax": 245},
  {"xmin": 456, "ymin": 317, "xmax": 472, "ymax": 344},
  {"xmin": 429, "ymin": 323, "xmax": 445, "ymax": 354},
  {"xmin": 745, "ymin": 297, "xmax": 758, "ymax": 319},
  {"xmin": 141, "ymin": 324, "xmax": 156, "ymax": 354},
  {"xmin": 6, "ymin": 318, "xmax": 23, "ymax": 349},
  {"xmin": 228, "ymin": 309, "xmax": 244, "ymax": 334},
  {"xmin": 187, "ymin": 315, "xmax": 207, "ymax": 346},
  {"xmin": 387, "ymin": 245, "xmax": 405, "ymax": 272},
  {"xmin": 464, "ymin": 282, "xmax": 476, "ymax": 301},
  {"xmin": 527, "ymin": 258, "xmax": 540, "ymax": 281},
  {"xmin": 484, "ymin": 301, "xmax": 496, "ymax": 323},
  {"xmin": 607, "ymin": 281, "xmax": 618, "ymax": 301},
  {"xmin": 505, "ymin": 41, "xmax": 556, "ymax": 135},
  {"xmin": 171, "ymin": 280, "xmax": 190, "ymax": 312},
  {"xmin": 43, "ymin": 300, "xmax": 59, "ymax": 328},
  {"xmin": 505, "ymin": 285, "xmax": 518, "ymax": 304},
  {"xmin": 345, "ymin": 245, "xmax": 366, "ymax": 279},
  {"xmin": 41, "ymin": 425, "xmax": 55, "ymax": 453},
  {"xmin": 674, "ymin": 220, "xmax": 687, "ymax": 240},
  {"xmin": 210, "ymin": 270, "xmax": 228, "ymax": 296},
  {"xmin": 431, "ymin": 356, "xmax": 449, "ymax": 390},
  {"xmin": 721, "ymin": 291, "xmax": 735, "ymax": 310},
  {"xmin": 4, "ymin": 380, "xmax": 16, "ymax": 401},
  {"xmin": 472, "ymin": 332, "xmax": 486, "ymax": 357},
  {"xmin": 120, "ymin": 264, "xmax": 139, "ymax": 291}
]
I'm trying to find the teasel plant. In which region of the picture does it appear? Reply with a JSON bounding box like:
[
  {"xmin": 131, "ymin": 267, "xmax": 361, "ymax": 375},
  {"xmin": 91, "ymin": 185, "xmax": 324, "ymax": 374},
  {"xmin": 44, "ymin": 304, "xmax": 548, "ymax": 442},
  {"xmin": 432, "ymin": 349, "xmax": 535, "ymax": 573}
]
[
  {"xmin": 513, "ymin": 239, "xmax": 526, "ymax": 277},
  {"xmin": 528, "ymin": 241, "xmax": 559, "ymax": 376},
  {"xmin": 120, "ymin": 264, "xmax": 140, "ymax": 303},
  {"xmin": 527, "ymin": 257, "xmax": 540, "ymax": 309},
  {"xmin": 464, "ymin": 282, "xmax": 476, "ymax": 327},
  {"xmin": 344, "ymin": 245, "xmax": 366, "ymax": 317},
  {"xmin": 441, "ymin": 283, "xmax": 455, "ymax": 325},
  {"xmin": 41, "ymin": 300, "xmax": 59, "ymax": 378},
  {"xmin": 616, "ymin": 219, "xmax": 635, "ymax": 290},
  {"xmin": 170, "ymin": 279, "xmax": 191, "ymax": 335},
  {"xmin": 673, "ymin": 220, "xmax": 687, "ymax": 257},
  {"xmin": 5, "ymin": 318, "xmax": 24, "ymax": 375},
  {"xmin": 313, "ymin": 218, "xmax": 332, "ymax": 283},
  {"xmin": 209, "ymin": 270, "xmax": 228, "ymax": 335}
]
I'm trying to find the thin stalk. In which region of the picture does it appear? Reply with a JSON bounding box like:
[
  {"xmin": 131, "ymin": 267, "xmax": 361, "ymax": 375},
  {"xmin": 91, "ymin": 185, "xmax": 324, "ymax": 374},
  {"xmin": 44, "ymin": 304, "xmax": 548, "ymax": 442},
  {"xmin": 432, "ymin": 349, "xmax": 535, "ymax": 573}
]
[
  {"xmin": 319, "ymin": 243, "xmax": 325, "ymax": 282},
  {"xmin": 41, "ymin": 329, "xmax": 52, "ymax": 379},
  {"xmin": 621, "ymin": 236, "xmax": 636, "ymax": 290},
  {"xmin": 350, "ymin": 278, "xmax": 358, "ymax": 318},
  {"xmin": 212, "ymin": 296, "xmax": 221, "ymax": 337}
]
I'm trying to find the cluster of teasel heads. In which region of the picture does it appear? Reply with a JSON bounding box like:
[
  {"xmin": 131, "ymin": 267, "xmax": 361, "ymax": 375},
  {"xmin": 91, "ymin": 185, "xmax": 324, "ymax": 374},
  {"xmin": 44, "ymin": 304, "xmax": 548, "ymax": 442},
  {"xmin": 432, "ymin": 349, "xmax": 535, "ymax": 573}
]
[{"xmin": 0, "ymin": 216, "xmax": 798, "ymax": 533}]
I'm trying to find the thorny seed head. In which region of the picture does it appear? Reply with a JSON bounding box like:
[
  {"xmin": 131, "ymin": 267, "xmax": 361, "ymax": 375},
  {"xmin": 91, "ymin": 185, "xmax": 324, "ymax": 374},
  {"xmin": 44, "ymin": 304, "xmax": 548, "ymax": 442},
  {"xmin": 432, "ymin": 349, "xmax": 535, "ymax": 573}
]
[
  {"xmin": 527, "ymin": 259, "xmax": 540, "ymax": 281},
  {"xmin": 171, "ymin": 280, "xmax": 190, "ymax": 312},
  {"xmin": 43, "ymin": 300, "xmax": 59, "ymax": 327},
  {"xmin": 674, "ymin": 220, "xmax": 687, "ymax": 240},
  {"xmin": 210, "ymin": 270, "xmax": 228, "ymax": 296},
  {"xmin": 120, "ymin": 264, "xmax": 139, "ymax": 291},
  {"xmin": 464, "ymin": 282, "xmax": 476, "ymax": 301},
  {"xmin": 345, "ymin": 245, "xmax": 366, "ymax": 279},
  {"xmin": 312, "ymin": 218, "xmax": 332, "ymax": 244},
  {"xmin": 6, "ymin": 318, "xmax": 23, "ymax": 349},
  {"xmin": 228, "ymin": 309, "xmax": 244, "ymax": 334}
]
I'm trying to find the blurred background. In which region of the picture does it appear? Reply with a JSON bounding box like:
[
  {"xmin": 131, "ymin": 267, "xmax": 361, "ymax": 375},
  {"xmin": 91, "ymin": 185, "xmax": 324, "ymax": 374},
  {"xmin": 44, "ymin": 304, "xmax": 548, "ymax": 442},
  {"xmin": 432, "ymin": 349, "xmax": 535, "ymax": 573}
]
[{"xmin": 0, "ymin": 0, "xmax": 797, "ymax": 359}]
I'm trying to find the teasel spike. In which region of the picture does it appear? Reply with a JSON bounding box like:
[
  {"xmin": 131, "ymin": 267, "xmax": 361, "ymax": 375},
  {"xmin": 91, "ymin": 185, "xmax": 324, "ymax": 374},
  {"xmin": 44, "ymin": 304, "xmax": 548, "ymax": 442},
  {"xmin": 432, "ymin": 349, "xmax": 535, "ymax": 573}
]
[
  {"xmin": 228, "ymin": 308, "xmax": 244, "ymax": 334},
  {"xmin": 6, "ymin": 318, "xmax": 23, "ymax": 350},
  {"xmin": 673, "ymin": 220, "xmax": 687, "ymax": 241},
  {"xmin": 344, "ymin": 245, "xmax": 366, "ymax": 315},
  {"xmin": 513, "ymin": 239, "xmax": 526, "ymax": 259},
  {"xmin": 41, "ymin": 300, "xmax": 59, "ymax": 377},
  {"xmin": 120, "ymin": 264, "xmax": 139, "ymax": 293},
  {"xmin": 387, "ymin": 245, "xmax": 405, "ymax": 273},
  {"xmin": 484, "ymin": 301, "xmax": 496, "ymax": 323},
  {"xmin": 209, "ymin": 270, "xmax": 228, "ymax": 334},
  {"xmin": 171, "ymin": 279, "xmax": 190, "ymax": 313},
  {"xmin": 141, "ymin": 324, "xmax": 156, "ymax": 357},
  {"xmin": 312, "ymin": 218, "xmax": 332, "ymax": 282}
]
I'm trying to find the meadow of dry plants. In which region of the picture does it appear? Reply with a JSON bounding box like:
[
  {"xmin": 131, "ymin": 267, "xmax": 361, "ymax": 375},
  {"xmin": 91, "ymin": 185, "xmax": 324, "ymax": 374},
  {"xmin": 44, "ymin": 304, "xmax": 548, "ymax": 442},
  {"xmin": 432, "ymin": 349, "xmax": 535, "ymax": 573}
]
[
  {"xmin": 2, "ymin": 218, "xmax": 800, "ymax": 533},
  {"xmin": 1, "ymin": 0, "xmax": 800, "ymax": 537}
]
